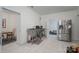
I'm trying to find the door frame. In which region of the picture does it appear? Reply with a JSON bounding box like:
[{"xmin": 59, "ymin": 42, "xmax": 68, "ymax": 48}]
[{"xmin": 1, "ymin": 7, "xmax": 21, "ymax": 44}]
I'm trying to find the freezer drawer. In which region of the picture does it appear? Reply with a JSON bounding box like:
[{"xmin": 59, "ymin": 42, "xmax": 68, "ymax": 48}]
[{"xmin": 58, "ymin": 33, "xmax": 70, "ymax": 41}]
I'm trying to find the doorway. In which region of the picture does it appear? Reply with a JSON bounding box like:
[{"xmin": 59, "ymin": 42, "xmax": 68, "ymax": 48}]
[
  {"xmin": 0, "ymin": 8, "xmax": 21, "ymax": 45},
  {"xmin": 47, "ymin": 18, "xmax": 58, "ymax": 39}
]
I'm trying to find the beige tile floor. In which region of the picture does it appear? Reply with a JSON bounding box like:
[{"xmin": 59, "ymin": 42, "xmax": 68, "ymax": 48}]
[{"xmin": 1, "ymin": 37, "xmax": 79, "ymax": 53}]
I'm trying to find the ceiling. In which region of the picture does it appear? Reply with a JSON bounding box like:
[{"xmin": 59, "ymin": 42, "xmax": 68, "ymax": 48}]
[{"xmin": 30, "ymin": 6, "xmax": 78, "ymax": 15}]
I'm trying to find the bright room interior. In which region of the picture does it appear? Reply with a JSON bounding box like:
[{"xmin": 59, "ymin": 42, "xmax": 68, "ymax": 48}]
[{"xmin": 0, "ymin": 6, "xmax": 79, "ymax": 53}]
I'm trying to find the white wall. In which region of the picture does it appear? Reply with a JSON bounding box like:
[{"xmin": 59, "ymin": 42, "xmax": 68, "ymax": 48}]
[
  {"xmin": 0, "ymin": 11, "xmax": 17, "ymax": 32},
  {"xmin": 2, "ymin": 6, "xmax": 40, "ymax": 44},
  {"xmin": 41, "ymin": 10, "xmax": 79, "ymax": 41}
]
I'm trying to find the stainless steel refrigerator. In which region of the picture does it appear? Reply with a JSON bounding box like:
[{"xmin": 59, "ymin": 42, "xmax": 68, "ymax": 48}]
[
  {"xmin": 57, "ymin": 19, "xmax": 72, "ymax": 42},
  {"xmin": 0, "ymin": 16, "xmax": 2, "ymax": 45}
]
